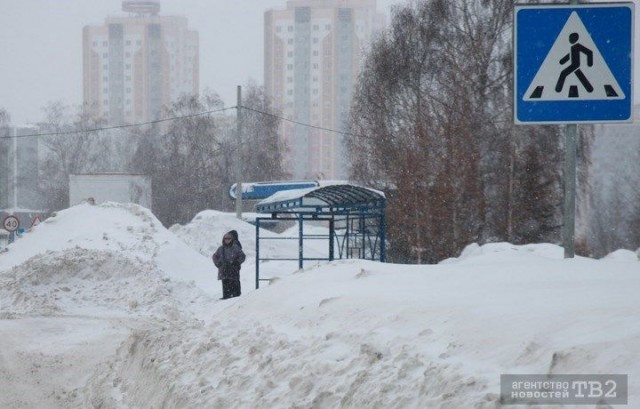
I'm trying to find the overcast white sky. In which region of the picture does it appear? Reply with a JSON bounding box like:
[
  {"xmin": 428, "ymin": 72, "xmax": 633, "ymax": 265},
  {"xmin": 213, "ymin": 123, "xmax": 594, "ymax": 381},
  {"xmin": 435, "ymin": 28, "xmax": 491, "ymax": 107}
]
[
  {"xmin": 0, "ymin": 0, "xmax": 402, "ymax": 125},
  {"xmin": 0, "ymin": 0, "xmax": 637, "ymax": 125}
]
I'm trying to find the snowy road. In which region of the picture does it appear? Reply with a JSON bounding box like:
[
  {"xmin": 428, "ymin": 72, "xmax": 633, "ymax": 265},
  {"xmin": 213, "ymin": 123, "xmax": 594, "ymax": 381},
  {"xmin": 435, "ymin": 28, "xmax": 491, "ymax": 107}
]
[{"xmin": 0, "ymin": 315, "xmax": 159, "ymax": 408}]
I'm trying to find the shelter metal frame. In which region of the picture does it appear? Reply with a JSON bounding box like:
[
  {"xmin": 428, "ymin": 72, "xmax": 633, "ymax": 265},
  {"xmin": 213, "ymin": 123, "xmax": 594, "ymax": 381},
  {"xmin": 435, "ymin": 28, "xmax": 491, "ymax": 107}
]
[{"xmin": 254, "ymin": 184, "xmax": 386, "ymax": 288}]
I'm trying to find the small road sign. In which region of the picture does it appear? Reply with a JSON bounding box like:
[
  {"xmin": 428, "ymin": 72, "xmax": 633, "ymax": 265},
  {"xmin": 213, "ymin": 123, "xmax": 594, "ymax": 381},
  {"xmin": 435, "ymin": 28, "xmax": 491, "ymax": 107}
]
[
  {"xmin": 3, "ymin": 215, "xmax": 20, "ymax": 232},
  {"xmin": 514, "ymin": 3, "xmax": 634, "ymax": 124},
  {"xmin": 31, "ymin": 216, "xmax": 42, "ymax": 227}
]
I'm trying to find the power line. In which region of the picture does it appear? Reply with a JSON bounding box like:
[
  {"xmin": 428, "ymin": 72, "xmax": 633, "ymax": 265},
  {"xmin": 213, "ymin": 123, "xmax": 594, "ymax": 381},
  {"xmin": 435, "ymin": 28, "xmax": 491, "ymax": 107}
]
[
  {"xmin": 240, "ymin": 105, "xmax": 362, "ymax": 138},
  {"xmin": 1, "ymin": 103, "xmax": 363, "ymax": 140},
  {"xmin": 0, "ymin": 106, "xmax": 237, "ymax": 139}
]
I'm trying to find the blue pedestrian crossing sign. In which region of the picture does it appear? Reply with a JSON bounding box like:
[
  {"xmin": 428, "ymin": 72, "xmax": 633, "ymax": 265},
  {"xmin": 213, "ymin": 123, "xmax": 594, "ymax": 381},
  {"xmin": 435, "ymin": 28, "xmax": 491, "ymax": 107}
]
[{"xmin": 514, "ymin": 3, "xmax": 634, "ymax": 124}]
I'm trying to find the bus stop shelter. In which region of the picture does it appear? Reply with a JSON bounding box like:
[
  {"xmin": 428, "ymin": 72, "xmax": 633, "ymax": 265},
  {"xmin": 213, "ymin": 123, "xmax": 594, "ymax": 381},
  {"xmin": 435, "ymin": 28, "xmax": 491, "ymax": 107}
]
[{"xmin": 254, "ymin": 184, "xmax": 386, "ymax": 288}]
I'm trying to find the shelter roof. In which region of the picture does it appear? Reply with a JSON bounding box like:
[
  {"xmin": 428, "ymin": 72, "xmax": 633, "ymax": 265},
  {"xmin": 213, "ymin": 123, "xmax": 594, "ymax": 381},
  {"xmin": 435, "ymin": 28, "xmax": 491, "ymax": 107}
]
[{"xmin": 256, "ymin": 184, "xmax": 385, "ymax": 215}]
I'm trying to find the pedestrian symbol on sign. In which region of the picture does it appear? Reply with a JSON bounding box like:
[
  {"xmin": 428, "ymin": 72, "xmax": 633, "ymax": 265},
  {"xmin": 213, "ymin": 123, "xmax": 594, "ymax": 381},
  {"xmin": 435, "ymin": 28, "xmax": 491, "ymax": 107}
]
[
  {"xmin": 524, "ymin": 11, "xmax": 624, "ymax": 101},
  {"xmin": 555, "ymin": 33, "xmax": 593, "ymax": 95}
]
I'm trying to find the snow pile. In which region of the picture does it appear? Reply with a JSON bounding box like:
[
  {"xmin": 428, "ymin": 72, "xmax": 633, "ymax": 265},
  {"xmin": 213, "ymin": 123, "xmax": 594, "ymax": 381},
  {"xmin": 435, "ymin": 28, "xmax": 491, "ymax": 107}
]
[
  {"xmin": 0, "ymin": 203, "xmax": 218, "ymax": 322},
  {"xmin": 0, "ymin": 202, "xmax": 226, "ymax": 408},
  {"xmin": 168, "ymin": 210, "xmax": 257, "ymax": 258},
  {"xmin": 1, "ymin": 203, "xmax": 639, "ymax": 408},
  {"xmin": 84, "ymin": 245, "xmax": 640, "ymax": 408},
  {"xmin": 1, "ymin": 248, "xmax": 158, "ymax": 317},
  {"xmin": 604, "ymin": 248, "xmax": 640, "ymax": 262},
  {"xmin": 0, "ymin": 202, "xmax": 215, "ymax": 290},
  {"xmin": 440, "ymin": 242, "xmax": 564, "ymax": 264}
]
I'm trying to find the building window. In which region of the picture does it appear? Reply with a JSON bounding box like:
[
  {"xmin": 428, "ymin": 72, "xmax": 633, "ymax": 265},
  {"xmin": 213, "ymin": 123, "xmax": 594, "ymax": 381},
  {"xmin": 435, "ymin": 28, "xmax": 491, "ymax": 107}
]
[
  {"xmin": 103, "ymin": 41, "xmax": 108, "ymax": 46},
  {"xmin": 288, "ymin": 25, "xmax": 293, "ymax": 32},
  {"xmin": 287, "ymin": 64, "xmax": 293, "ymax": 70}
]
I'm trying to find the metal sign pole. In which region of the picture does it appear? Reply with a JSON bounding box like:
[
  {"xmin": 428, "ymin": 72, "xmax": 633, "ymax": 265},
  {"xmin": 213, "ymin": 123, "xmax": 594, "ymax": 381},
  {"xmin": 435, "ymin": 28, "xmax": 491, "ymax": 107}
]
[
  {"xmin": 562, "ymin": 0, "xmax": 579, "ymax": 259},
  {"xmin": 563, "ymin": 123, "xmax": 577, "ymax": 258}
]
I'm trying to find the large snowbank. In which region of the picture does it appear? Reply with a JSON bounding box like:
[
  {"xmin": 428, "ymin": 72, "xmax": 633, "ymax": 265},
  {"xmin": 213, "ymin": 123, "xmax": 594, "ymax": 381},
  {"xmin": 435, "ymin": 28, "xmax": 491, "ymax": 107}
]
[{"xmin": 1, "ymin": 202, "xmax": 638, "ymax": 408}]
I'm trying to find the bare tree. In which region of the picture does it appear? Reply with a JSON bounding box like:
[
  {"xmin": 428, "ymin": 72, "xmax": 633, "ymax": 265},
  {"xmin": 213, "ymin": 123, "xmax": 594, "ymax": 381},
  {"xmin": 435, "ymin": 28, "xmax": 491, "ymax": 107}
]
[
  {"xmin": 129, "ymin": 85, "xmax": 286, "ymax": 226},
  {"xmin": 143, "ymin": 92, "xmax": 225, "ymax": 225},
  {"xmin": 38, "ymin": 102, "xmax": 106, "ymax": 210},
  {"xmin": 240, "ymin": 82, "xmax": 287, "ymax": 183},
  {"xmin": 348, "ymin": 0, "xmax": 572, "ymax": 263},
  {"xmin": 585, "ymin": 124, "xmax": 640, "ymax": 256}
]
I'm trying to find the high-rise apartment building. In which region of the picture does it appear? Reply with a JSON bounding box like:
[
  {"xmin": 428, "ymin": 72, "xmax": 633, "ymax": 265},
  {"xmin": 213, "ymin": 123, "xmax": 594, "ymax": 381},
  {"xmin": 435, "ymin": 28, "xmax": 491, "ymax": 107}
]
[
  {"xmin": 83, "ymin": 1, "xmax": 199, "ymax": 125},
  {"xmin": 265, "ymin": 0, "xmax": 384, "ymax": 179}
]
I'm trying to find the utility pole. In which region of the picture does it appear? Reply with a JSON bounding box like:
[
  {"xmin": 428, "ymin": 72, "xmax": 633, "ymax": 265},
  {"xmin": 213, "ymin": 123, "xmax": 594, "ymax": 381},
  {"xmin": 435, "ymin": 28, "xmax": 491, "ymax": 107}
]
[
  {"xmin": 235, "ymin": 85, "xmax": 243, "ymax": 220},
  {"xmin": 563, "ymin": 0, "xmax": 579, "ymax": 259},
  {"xmin": 11, "ymin": 127, "xmax": 18, "ymax": 209}
]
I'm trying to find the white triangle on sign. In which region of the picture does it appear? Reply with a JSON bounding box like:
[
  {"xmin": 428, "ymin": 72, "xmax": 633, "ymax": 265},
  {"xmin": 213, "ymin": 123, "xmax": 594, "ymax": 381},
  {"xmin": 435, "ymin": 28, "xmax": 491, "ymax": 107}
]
[{"xmin": 524, "ymin": 11, "xmax": 624, "ymax": 101}]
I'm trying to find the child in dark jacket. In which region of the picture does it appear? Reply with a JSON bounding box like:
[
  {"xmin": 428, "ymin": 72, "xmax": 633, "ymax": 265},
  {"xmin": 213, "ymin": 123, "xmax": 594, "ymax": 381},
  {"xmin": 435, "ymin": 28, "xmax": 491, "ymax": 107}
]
[{"xmin": 212, "ymin": 231, "xmax": 246, "ymax": 299}]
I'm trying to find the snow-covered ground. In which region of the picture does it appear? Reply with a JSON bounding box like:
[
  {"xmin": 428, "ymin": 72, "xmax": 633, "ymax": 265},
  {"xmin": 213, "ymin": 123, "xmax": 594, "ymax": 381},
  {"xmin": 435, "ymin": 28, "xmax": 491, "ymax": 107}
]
[{"xmin": 0, "ymin": 202, "xmax": 638, "ymax": 408}]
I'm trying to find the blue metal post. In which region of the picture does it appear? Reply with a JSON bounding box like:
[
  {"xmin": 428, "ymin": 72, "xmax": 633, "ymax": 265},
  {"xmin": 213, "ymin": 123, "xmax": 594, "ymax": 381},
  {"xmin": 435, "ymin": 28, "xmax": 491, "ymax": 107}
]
[
  {"xmin": 329, "ymin": 218, "xmax": 334, "ymax": 261},
  {"xmin": 298, "ymin": 215, "xmax": 304, "ymax": 269},
  {"xmin": 360, "ymin": 210, "xmax": 366, "ymax": 259},
  {"xmin": 255, "ymin": 218, "xmax": 260, "ymax": 289},
  {"xmin": 380, "ymin": 201, "xmax": 386, "ymax": 262}
]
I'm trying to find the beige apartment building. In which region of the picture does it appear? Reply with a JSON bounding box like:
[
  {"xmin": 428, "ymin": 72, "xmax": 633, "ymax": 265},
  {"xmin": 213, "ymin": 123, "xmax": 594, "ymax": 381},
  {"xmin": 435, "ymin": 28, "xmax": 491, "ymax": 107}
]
[
  {"xmin": 265, "ymin": 0, "xmax": 384, "ymax": 179},
  {"xmin": 83, "ymin": 1, "xmax": 198, "ymax": 125}
]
